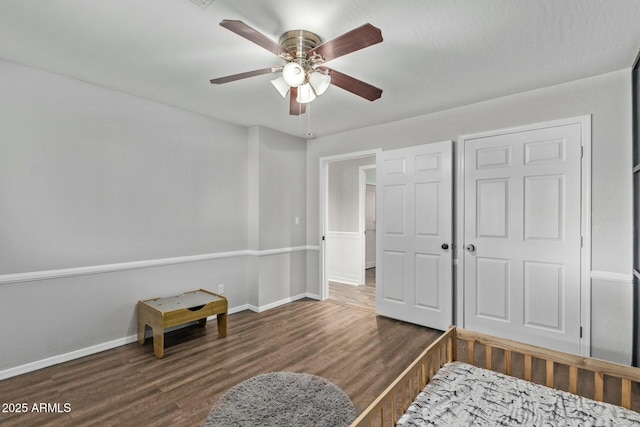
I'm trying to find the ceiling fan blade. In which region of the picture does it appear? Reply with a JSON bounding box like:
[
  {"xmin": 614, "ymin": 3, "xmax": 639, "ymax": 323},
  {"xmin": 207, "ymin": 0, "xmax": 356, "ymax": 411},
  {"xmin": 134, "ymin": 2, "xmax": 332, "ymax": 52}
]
[
  {"xmin": 289, "ymin": 87, "xmax": 307, "ymax": 115},
  {"xmin": 319, "ymin": 67, "xmax": 382, "ymax": 101},
  {"xmin": 307, "ymin": 23, "xmax": 382, "ymax": 63},
  {"xmin": 210, "ymin": 67, "xmax": 279, "ymax": 84},
  {"xmin": 220, "ymin": 20, "xmax": 293, "ymax": 58}
]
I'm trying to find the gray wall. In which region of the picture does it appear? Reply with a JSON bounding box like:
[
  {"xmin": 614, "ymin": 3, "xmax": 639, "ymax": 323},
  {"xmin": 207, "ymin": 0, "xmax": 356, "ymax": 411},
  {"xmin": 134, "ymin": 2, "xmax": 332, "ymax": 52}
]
[
  {"xmin": 0, "ymin": 60, "xmax": 249, "ymax": 274},
  {"xmin": 248, "ymin": 126, "xmax": 308, "ymax": 307},
  {"xmin": 306, "ymin": 69, "xmax": 633, "ymax": 363},
  {"xmin": 0, "ymin": 59, "xmax": 308, "ymax": 374},
  {"xmin": 328, "ymin": 156, "xmax": 375, "ymax": 232}
]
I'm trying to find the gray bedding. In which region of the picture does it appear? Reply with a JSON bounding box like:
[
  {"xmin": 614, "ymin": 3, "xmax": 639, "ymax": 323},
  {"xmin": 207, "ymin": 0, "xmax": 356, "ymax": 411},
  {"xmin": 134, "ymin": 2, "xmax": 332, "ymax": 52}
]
[{"xmin": 397, "ymin": 361, "xmax": 640, "ymax": 426}]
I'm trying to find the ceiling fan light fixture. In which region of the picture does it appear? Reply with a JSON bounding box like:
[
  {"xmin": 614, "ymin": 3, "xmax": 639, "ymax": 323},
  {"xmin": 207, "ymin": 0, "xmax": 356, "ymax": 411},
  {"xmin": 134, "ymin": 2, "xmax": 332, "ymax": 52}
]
[
  {"xmin": 282, "ymin": 62, "xmax": 305, "ymax": 87},
  {"xmin": 296, "ymin": 83, "xmax": 316, "ymax": 104},
  {"xmin": 309, "ymin": 71, "xmax": 331, "ymax": 96},
  {"xmin": 270, "ymin": 76, "xmax": 290, "ymax": 98},
  {"xmin": 212, "ymin": 20, "xmax": 383, "ymax": 115}
]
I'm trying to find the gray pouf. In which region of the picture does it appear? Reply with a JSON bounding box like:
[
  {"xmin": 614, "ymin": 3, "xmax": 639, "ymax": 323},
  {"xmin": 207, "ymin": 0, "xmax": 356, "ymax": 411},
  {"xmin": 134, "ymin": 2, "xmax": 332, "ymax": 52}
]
[{"xmin": 205, "ymin": 372, "xmax": 357, "ymax": 427}]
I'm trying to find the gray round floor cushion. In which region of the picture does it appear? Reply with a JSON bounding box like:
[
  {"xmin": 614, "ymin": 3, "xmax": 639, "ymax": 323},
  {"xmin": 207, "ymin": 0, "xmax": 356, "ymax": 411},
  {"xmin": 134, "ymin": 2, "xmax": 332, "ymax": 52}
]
[{"xmin": 205, "ymin": 372, "xmax": 357, "ymax": 427}]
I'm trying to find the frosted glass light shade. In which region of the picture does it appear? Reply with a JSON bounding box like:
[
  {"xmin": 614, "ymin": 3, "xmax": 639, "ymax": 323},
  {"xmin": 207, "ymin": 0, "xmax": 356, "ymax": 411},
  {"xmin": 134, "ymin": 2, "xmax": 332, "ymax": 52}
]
[
  {"xmin": 296, "ymin": 83, "xmax": 316, "ymax": 104},
  {"xmin": 282, "ymin": 62, "xmax": 305, "ymax": 87},
  {"xmin": 309, "ymin": 71, "xmax": 331, "ymax": 96},
  {"xmin": 270, "ymin": 76, "xmax": 290, "ymax": 98}
]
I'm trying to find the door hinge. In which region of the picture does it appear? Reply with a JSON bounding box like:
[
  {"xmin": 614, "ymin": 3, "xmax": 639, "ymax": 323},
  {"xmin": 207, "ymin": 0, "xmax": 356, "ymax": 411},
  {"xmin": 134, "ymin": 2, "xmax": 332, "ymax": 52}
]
[
  {"xmin": 580, "ymin": 326, "xmax": 583, "ymax": 338},
  {"xmin": 581, "ymin": 145, "xmax": 584, "ymax": 158},
  {"xmin": 580, "ymin": 236, "xmax": 583, "ymax": 247},
  {"xmin": 322, "ymin": 235, "xmax": 325, "ymax": 241}
]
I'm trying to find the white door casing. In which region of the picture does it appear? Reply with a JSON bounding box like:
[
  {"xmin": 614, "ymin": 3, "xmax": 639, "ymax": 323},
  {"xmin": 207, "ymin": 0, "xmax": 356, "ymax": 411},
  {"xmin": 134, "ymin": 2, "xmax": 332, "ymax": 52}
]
[
  {"xmin": 365, "ymin": 184, "xmax": 377, "ymax": 269},
  {"xmin": 376, "ymin": 140, "xmax": 453, "ymax": 330},
  {"xmin": 458, "ymin": 116, "xmax": 591, "ymax": 355},
  {"xmin": 319, "ymin": 149, "xmax": 381, "ymax": 300}
]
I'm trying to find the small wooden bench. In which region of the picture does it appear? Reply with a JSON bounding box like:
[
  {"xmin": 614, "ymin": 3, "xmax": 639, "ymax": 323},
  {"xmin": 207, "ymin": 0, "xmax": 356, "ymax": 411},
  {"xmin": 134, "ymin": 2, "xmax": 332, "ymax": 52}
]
[{"xmin": 137, "ymin": 289, "xmax": 227, "ymax": 358}]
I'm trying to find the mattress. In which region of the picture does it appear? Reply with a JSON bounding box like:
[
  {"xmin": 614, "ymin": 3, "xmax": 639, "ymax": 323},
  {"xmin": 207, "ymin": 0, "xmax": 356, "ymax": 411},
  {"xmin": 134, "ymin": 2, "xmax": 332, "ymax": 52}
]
[{"xmin": 397, "ymin": 361, "xmax": 640, "ymax": 426}]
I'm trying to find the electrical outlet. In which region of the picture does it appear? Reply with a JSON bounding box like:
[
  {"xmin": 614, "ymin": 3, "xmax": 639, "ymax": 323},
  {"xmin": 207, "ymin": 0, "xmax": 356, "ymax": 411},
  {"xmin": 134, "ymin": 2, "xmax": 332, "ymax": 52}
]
[{"xmin": 218, "ymin": 284, "xmax": 224, "ymax": 294}]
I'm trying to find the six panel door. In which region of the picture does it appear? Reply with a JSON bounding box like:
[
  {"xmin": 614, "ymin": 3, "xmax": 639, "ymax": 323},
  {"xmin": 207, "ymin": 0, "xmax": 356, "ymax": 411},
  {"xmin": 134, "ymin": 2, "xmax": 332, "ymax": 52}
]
[
  {"xmin": 376, "ymin": 141, "xmax": 453, "ymax": 330},
  {"xmin": 463, "ymin": 123, "xmax": 582, "ymax": 354}
]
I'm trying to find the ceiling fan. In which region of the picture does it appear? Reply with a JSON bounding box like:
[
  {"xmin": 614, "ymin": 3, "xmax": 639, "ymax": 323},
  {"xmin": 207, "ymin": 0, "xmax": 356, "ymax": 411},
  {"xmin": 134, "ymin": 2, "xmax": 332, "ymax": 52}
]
[{"xmin": 210, "ymin": 20, "xmax": 383, "ymax": 115}]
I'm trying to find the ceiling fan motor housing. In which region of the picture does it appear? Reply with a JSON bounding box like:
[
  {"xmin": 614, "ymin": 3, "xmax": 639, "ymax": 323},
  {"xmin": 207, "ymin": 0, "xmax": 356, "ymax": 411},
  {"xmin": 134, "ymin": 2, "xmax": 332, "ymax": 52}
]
[{"xmin": 279, "ymin": 30, "xmax": 322, "ymax": 61}]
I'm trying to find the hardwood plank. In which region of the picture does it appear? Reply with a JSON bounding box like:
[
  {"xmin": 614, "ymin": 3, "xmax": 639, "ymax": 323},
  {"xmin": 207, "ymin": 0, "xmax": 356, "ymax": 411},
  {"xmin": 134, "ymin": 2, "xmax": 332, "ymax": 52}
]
[
  {"xmin": 328, "ymin": 268, "xmax": 376, "ymax": 312},
  {"xmin": 0, "ymin": 299, "xmax": 440, "ymax": 426}
]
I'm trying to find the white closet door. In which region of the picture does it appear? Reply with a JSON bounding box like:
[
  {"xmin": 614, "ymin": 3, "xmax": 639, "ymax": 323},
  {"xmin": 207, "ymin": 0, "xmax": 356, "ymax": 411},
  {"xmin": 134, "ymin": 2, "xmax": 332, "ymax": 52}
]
[
  {"xmin": 463, "ymin": 122, "xmax": 582, "ymax": 354},
  {"xmin": 376, "ymin": 141, "xmax": 453, "ymax": 330}
]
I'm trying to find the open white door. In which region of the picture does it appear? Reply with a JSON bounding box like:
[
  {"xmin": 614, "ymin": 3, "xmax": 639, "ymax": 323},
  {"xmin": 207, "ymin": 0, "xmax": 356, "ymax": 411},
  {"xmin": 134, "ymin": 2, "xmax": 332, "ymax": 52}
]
[{"xmin": 376, "ymin": 141, "xmax": 453, "ymax": 330}]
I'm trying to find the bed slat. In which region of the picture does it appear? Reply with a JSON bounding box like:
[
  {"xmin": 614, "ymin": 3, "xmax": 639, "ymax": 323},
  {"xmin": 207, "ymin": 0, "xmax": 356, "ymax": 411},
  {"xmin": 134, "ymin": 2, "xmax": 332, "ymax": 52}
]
[
  {"xmin": 594, "ymin": 371, "xmax": 604, "ymax": 401},
  {"xmin": 449, "ymin": 330, "xmax": 456, "ymax": 364},
  {"xmin": 524, "ymin": 354, "xmax": 532, "ymax": 381},
  {"xmin": 569, "ymin": 366, "xmax": 578, "ymax": 394},
  {"xmin": 546, "ymin": 360, "xmax": 554, "ymax": 388},
  {"xmin": 623, "ymin": 379, "xmax": 632, "ymax": 409}
]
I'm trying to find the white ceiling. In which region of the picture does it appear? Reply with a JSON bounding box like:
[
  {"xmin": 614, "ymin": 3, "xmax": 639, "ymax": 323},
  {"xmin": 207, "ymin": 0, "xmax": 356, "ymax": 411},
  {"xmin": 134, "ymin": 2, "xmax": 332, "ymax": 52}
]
[{"xmin": 1, "ymin": 0, "xmax": 639, "ymax": 138}]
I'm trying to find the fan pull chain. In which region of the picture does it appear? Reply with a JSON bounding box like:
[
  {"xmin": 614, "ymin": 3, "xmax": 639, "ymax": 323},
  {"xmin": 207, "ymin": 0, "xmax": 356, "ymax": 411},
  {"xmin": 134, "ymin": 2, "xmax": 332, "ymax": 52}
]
[{"xmin": 306, "ymin": 103, "xmax": 312, "ymax": 137}]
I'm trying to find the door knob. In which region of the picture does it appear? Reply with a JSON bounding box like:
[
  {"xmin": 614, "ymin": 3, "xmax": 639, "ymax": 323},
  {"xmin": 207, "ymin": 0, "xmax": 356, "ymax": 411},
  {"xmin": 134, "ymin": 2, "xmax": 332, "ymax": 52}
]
[
  {"xmin": 466, "ymin": 244, "xmax": 476, "ymax": 252},
  {"xmin": 441, "ymin": 243, "xmax": 449, "ymax": 250}
]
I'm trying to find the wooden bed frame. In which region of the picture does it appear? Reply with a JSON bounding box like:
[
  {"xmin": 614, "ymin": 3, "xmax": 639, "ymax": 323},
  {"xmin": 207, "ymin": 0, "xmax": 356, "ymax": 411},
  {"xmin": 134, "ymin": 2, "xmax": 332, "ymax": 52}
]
[{"xmin": 351, "ymin": 326, "xmax": 640, "ymax": 426}]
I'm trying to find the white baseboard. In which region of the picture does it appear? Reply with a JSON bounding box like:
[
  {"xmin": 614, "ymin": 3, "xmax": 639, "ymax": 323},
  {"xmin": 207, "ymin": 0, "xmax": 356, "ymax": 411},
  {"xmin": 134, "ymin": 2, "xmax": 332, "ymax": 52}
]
[
  {"xmin": 247, "ymin": 292, "xmax": 317, "ymax": 313},
  {"xmin": 327, "ymin": 276, "xmax": 362, "ymax": 286},
  {"xmin": 228, "ymin": 305, "xmax": 250, "ymax": 315},
  {"xmin": 327, "ymin": 277, "xmax": 361, "ymax": 286},
  {"xmin": 0, "ymin": 335, "xmax": 139, "ymax": 381}
]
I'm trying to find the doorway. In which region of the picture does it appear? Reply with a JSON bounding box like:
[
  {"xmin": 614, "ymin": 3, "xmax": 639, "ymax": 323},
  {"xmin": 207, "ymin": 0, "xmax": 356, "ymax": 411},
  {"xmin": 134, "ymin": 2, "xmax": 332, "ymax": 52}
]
[{"xmin": 320, "ymin": 150, "xmax": 379, "ymax": 311}]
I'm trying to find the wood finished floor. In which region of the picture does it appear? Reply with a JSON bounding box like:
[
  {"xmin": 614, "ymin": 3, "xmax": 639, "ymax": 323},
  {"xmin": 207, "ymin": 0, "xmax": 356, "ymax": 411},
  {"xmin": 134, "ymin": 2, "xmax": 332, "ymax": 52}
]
[
  {"xmin": 328, "ymin": 268, "xmax": 376, "ymax": 312},
  {"xmin": 0, "ymin": 299, "xmax": 441, "ymax": 427}
]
